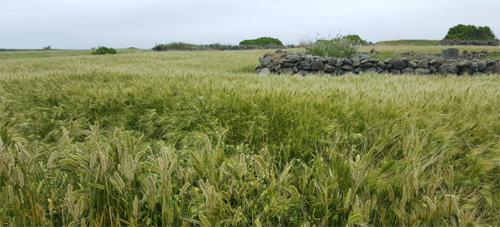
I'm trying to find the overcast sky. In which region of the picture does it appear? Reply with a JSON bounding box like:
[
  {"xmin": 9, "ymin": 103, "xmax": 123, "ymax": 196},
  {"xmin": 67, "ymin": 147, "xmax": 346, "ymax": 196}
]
[{"xmin": 1, "ymin": 0, "xmax": 499, "ymax": 49}]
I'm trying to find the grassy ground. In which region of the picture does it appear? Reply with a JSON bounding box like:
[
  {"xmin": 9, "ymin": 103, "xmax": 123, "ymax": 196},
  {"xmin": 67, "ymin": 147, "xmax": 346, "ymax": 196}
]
[
  {"xmin": 0, "ymin": 48, "xmax": 146, "ymax": 60},
  {"xmin": 376, "ymin": 40, "xmax": 440, "ymax": 46},
  {"xmin": 0, "ymin": 47, "xmax": 499, "ymax": 226},
  {"xmin": 361, "ymin": 44, "xmax": 500, "ymax": 60},
  {"xmin": 359, "ymin": 44, "xmax": 500, "ymax": 54}
]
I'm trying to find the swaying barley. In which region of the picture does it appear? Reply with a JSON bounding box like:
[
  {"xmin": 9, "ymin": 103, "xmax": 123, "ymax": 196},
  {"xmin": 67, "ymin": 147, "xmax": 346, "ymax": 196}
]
[{"xmin": 0, "ymin": 47, "xmax": 499, "ymax": 225}]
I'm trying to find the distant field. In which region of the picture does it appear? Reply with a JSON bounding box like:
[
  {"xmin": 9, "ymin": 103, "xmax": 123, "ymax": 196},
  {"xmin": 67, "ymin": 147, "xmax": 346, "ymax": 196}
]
[
  {"xmin": 0, "ymin": 48, "xmax": 147, "ymax": 60},
  {"xmin": 376, "ymin": 39, "xmax": 440, "ymax": 46},
  {"xmin": 0, "ymin": 48, "xmax": 499, "ymax": 226}
]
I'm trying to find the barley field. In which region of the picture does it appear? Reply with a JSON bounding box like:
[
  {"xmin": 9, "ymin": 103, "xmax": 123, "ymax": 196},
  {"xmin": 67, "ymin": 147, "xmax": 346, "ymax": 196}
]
[{"xmin": 0, "ymin": 47, "xmax": 499, "ymax": 226}]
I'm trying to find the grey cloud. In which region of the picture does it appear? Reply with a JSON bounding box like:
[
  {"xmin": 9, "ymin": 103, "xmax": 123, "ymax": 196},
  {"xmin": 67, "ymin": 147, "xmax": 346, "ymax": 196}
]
[{"xmin": 1, "ymin": 0, "xmax": 499, "ymax": 49}]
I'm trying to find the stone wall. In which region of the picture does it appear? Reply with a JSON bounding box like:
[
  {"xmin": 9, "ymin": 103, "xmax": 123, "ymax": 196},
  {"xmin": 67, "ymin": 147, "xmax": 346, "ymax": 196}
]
[
  {"xmin": 439, "ymin": 39, "xmax": 500, "ymax": 46},
  {"xmin": 255, "ymin": 50, "xmax": 500, "ymax": 76}
]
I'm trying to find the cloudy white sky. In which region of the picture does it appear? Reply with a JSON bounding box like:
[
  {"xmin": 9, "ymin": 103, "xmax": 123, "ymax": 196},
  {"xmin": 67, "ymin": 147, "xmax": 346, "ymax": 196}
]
[{"xmin": 1, "ymin": 0, "xmax": 499, "ymax": 49}]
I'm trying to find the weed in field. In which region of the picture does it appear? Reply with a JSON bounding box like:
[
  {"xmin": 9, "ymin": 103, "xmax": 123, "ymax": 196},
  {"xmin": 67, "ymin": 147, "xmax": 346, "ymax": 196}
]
[
  {"xmin": 369, "ymin": 51, "xmax": 393, "ymax": 60},
  {"xmin": 482, "ymin": 52, "xmax": 500, "ymax": 60},
  {"xmin": 305, "ymin": 36, "xmax": 358, "ymax": 58}
]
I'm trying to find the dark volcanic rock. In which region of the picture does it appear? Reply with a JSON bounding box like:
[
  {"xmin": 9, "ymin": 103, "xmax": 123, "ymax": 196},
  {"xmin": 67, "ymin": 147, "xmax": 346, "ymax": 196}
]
[
  {"xmin": 311, "ymin": 61, "xmax": 324, "ymax": 70},
  {"xmin": 415, "ymin": 68, "xmax": 431, "ymax": 75},
  {"xmin": 393, "ymin": 60, "xmax": 407, "ymax": 70},
  {"xmin": 361, "ymin": 59, "xmax": 377, "ymax": 67},
  {"xmin": 260, "ymin": 56, "xmax": 272, "ymax": 67},
  {"xmin": 384, "ymin": 58, "xmax": 394, "ymax": 64},
  {"xmin": 442, "ymin": 48, "xmax": 459, "ymax": 59},
  {"xmin": 485, "ymin": 63, "xmax": 500, "ymax": 74},
  {"xmin": 300, "ymin": 60, "xmax": 310, "ymax": 68},
  {"xmin": 282, "ymin": 67, "xmax": 294, "ymax": 74},
  {"xmin": 430, "ymin": 65, "xmax": 437, "ymax": 73},
  {"xmin": 298, "ymin": 70, "xmax": 308, "ymax": 75},
  {"xmin": 358, "ymin": 53, "xmax": 370, "ymax": 60},
  {"xmin": 438, "ymin": 64, "xmax": 447, "ymax": 74},
  {"xmin": 448, "ymin": 64, "xmax": 458, "ymax": 74},
  {"xmin": 459, "ymin": 68, "xmax": 473, "ymax": 76},
  {"xmin": 365, "ymin": 67, "xmax": 377, "ymax": 73},
  {"xmin": 324, "ymin": 64, "xmax": 336, "ymax": 73},
  {"xmin": 430, "ymin": 59, "xmax": 443, "ymax": 67},
  {"xmin": 469, "ymin": 62, "xmax": 479, "ymax": 71},
  {"xmin": 341, "ymin": 65, "xmax": 354, "ymax": 71},
  {"xmin": 401, "ymin": 68, "xmax": 414, "ymax": 74},
  {"xmin": 343, "ymin": 59, "xmax": 353, "ymax": 65},
  {"xmin": 478, "ymin": 61, "xmax": 487, "ymax": 71},
  {"xmin": 391, "ymin": 69, "xmax": 401, "ymax": 74},
  {"xmin": 352, "ymin": 60, "xmax": 361, "ymax": 67},
  {"xmin": 418, "ymin": 58, "xmax": 429, "ymax": 68},
  {"xmin": 335, "ymin": 60, "xmax": 343, "ymax": 67},
  {"xmin": 439, "ymin": 64, "xmax": 459, "ymax": 74},
  {"xmin": 377, "ymin": 61, "xmax": 386, "ymax": 68},
  {"xmin": 457, "ymin": 61, "xmax": 472, "ymax": 68},
  {"xmin": 408, "ymin": 60, "xmax": 418, "ymax": 68},
  {"xmin": 258, "ymin": 68, "xmax": 270, "ymax": 75}
]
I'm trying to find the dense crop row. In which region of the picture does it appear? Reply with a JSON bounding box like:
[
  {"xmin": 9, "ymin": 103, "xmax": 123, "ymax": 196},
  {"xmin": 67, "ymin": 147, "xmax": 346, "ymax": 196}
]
[{"xmin": 0, "ymin": 48, "xmax": 499, "ymax": 225}]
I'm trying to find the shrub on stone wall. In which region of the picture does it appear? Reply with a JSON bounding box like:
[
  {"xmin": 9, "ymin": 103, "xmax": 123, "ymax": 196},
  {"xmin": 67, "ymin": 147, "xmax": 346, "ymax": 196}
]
[
  {"xmin": 444, "ymin": 24, "xmax": 496, "ymax": 40},
  {"xmin": 305, "ymin": 36, "xmax": 358, "ymax": 58},
  {"xmin": 239, "ymin": 37, "xmax": 284, "ymax": 47},
  {"xmin": 152, "ymin": 42, "xmax": 204, "ymax": 51},
  {"xmin": 152, "ymin": 41, "xmax": 284, "ymax": 51}
]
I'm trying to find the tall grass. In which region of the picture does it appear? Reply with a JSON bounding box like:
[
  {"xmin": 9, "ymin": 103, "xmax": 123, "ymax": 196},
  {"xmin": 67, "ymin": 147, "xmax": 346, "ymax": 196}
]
[
  {"xmin": 0, "ymin": 49, "xmax": 499, "ymax": 225},
  {"xmin": 376, "ymin": 40, "xmax": 440, "ymax": 46}
]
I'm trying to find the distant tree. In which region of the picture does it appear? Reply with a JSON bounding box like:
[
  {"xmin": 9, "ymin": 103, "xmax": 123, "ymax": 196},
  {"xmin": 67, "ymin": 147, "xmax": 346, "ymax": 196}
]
[
  {"xmin": 42, "ymin": 45, "xmax": 51, "ymax": 50},
  {"xmin": 343, "ymin": 34, "xmax": 368, "ymax": 45},
  {"xmin": 444, "ymin": 24, "xmax": 496, "ymax": 40}
]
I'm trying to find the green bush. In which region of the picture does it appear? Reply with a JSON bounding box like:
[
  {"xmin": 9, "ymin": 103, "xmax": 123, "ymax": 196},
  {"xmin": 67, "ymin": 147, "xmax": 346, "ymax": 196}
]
[
  {"xmin": 305, "ymin": 36, "xmax": 358, "ymax": 58},
  {"xmin": 239, "ymin": 37, "xmax": 284, "ymax": 47},
  {"xmin": 92, "ymin": 46, "xmax": 117, "ymax": 55},
  {"xmin": 343, "ymin": 34, "xmax": 367, "ymax": 45},
  {"xmin": 444, "ymin": 24, "xmax": 496, "ymax": 40}
]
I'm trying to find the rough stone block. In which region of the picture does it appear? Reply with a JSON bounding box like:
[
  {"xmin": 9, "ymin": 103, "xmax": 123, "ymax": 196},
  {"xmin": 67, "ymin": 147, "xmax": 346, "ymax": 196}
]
[
  {"xmin": 401, "ymin": 68, "xmax": 414, "ymax": 74},
  {"xmin": 393, "ymin": 60, "xmax": 406, "ymax": 70},
  {"xmin": 442, "ymin": 48, "xmax": 459, "ymax": 59},
  {"xmin": 415, "ymin": 68, "xmax": 431, "ymax": 75}
]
